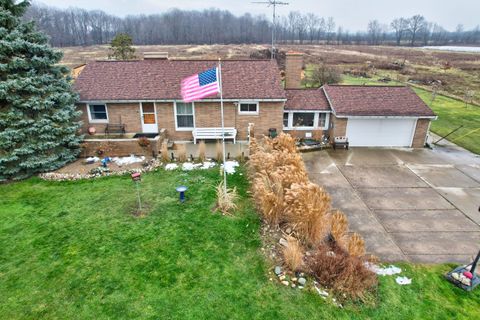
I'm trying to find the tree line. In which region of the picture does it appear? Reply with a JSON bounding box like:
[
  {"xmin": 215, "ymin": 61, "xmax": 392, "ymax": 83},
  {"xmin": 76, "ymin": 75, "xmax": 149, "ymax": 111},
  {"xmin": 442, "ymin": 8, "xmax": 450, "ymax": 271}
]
[{"xmin": 24, "ymin": 3, "xmax": 480, "ymax": 47}]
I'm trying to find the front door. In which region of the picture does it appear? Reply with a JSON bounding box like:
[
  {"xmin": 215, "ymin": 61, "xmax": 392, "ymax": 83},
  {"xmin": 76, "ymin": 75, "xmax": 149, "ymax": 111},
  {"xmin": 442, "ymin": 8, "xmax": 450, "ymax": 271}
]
[{"xmin": 140, "ymin": 102, "xmax": 158, "ymax": 133}]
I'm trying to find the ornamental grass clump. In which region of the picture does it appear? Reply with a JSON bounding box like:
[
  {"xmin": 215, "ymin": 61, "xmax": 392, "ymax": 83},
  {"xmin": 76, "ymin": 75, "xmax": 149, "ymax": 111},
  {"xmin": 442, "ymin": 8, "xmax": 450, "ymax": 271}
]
[
  {"xmin": 161, "ymin": 142, "xmax": 170, "ymax": 163},
  {"xmin": 347, "ymin": 233, "xmax": 366, "ymax": 257},
  {"xmin": 307, "ymin": 243, "xmax": 377, "ymax": 302},
  {"xmin": 198, "ymin": 140, "xmax": 206, "ymax": 162},
  {"xmin": 216, "ymin": 140, "xmax": 223, "ymax": 162},
  {"xmin": 177, "ymin": 144, "xmax": 187, "ymax": 162},
  {"xmin": 252, "ymin": 171, "xmax": 285, "ymax": 225},
  {"xmin": 282, "ymin": 236, "xmax": 304, "ymax": 272},
  {"xmin": 284, "ymin": 182, "xmax": 332, "ymax": 246},
  {"xmin": 330, "ymin": 210, "xmax": 349, "ymax": 249},
  {"xmin": 216, "ymin": 181, "xmax": 238, "ymax": 215}
]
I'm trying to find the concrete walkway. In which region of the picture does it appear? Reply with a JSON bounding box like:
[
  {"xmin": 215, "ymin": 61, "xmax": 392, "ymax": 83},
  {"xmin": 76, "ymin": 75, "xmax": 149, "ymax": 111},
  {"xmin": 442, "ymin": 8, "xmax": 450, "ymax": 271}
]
[{"xmin": 303, "ymin": 141, "xmax": 480, "ymax": 263}]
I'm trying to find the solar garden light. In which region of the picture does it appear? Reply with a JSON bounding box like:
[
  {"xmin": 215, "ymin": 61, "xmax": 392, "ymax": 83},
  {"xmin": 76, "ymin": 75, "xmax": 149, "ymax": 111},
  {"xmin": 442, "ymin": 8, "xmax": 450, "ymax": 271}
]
[
  {"xmin": 445, "ymin": 249, "xmax": 480, "ymax": 291},
  {"xmin": 131, "ymin": 172, "xmax": 142, "ymax": 212},
  {"xmin": 176, "ymin": 185, "xmax": 188, "ymax": 203}
]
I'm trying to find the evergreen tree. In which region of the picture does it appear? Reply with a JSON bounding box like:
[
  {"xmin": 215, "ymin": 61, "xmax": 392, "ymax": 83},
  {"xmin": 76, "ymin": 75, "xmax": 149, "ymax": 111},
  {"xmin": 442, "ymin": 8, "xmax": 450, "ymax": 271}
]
[
  {"xmin": 0, "ymin": 0, "xmax": 82, "ymax": 181},
  {"xmin": 108, "ymin": 33, "xmax": 136, "ymax": 60}
]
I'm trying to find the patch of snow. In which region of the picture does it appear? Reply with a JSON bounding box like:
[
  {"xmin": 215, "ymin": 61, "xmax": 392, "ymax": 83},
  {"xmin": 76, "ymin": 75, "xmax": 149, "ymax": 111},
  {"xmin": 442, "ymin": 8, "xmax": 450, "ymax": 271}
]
[
  {"xmin": 182, "ymin": 162, "xmax": 202, "ymax": 171},
  {"xmin": 396, "ymin": 276, "xmax": 412, "ymax": 285},
  {"xmin": 112, "ymin": 155, "xmax": 145, "ymax": 166},
  {"xmin": 200, "ymin": 161, "xmax": 216, "ymax": 169},
  {"xmin": 222, "ymin": 160, "xmax": 239, "ymax": 174},
  {"xmin": 165, "ymin": 163, "xmax": 179, "ymax": 170},
  {"xmin": 366, "ymin": 263, "xmax": 402, "ymax": 276},
  {"xmin": 86, "ymin": 156, "xmax": 100, "ymax": 163}
]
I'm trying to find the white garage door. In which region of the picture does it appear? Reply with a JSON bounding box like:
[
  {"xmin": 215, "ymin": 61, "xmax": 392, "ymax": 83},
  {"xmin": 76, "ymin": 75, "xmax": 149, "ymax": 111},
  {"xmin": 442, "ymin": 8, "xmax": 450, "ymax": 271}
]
[{"xmin": 346, "ymin": 118, "xmax": 417, "ymax": 147}]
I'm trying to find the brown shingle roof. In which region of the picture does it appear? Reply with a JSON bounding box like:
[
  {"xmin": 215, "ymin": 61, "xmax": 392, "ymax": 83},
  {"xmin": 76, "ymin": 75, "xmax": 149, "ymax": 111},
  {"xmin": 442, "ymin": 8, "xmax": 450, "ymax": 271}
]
[
  {"xmin": 284, "ymin": 88, "xmax": 330, "ymax": 110},
  {"xmin": 323, "ymin": 85, "xmax": 436, "ymax": 117},
  {"xmin": 74, "ymin": 59, "xmax": 286, "ymax": 101}
]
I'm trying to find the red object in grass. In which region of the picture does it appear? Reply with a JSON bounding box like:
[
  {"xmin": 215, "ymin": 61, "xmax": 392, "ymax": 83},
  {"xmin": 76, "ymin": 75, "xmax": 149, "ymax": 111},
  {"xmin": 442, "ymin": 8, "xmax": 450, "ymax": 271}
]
[
  {"xmin": 131, "ymin": 172, "xmax": 141, "ymax": 181},
  {"xmin": 464, "ymin": 271, "xmax": 473, "ymax": 279}
]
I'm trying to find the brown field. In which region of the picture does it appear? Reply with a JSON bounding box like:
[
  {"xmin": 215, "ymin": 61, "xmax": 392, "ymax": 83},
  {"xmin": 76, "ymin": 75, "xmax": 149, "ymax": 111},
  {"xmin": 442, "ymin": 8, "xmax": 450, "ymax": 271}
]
[{"xmin": 60, "ymin": 44, "xmax": 480, "ymax": 104}]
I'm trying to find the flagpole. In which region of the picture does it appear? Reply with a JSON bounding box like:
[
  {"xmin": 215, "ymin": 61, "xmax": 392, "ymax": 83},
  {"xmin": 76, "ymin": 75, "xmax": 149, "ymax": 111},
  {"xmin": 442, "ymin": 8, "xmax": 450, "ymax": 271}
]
[{"xmin": 218, "ymin": 58, "xmax": 227, "ymax": 194}]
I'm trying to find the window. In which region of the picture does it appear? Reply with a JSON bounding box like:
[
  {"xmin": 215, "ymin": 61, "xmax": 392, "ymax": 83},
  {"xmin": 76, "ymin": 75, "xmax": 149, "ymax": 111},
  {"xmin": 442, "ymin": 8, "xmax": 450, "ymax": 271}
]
[
  {"xmin": 175, "ymin": 102, "xmax": 194, "ymax": 129},
  {"xmin": 293, "ymin": 112, "xmax": 315, "ymax": 127},
  {"xmin": 88, "ymin": 104, "xmax": 108, "ymax": 122},
  {"xmin": 239, "ymin": 102, "xmax": 258, "ymax": 115},
  {"xmin": 318, "ymin": 113, "xmax": 327, "ymax": 128},
  {"xmin": 283, "ymin": 113, "xmax": 289, "ymax": 128}
]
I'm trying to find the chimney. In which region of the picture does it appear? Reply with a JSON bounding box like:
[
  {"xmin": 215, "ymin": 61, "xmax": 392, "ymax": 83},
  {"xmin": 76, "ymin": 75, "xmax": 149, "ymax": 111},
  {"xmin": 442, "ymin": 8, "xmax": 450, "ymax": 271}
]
[
  {"xmin": 143, "ymin": 52, "xmax": 169, "ymax": 60},
  {"xmin": 285, "ymin": 52, "xmax": 303, "ymax": 89}
]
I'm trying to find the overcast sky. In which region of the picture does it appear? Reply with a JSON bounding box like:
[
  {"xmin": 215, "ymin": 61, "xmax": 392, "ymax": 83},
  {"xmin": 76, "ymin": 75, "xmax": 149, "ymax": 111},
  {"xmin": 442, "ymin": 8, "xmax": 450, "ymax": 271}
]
[{"xmin": 34, "ymin": 0, "xmax": 479, "ymax": 31}]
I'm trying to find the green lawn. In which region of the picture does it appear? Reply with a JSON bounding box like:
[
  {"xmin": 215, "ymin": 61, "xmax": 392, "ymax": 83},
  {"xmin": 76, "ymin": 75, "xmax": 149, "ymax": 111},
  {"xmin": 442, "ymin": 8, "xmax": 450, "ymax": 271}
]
[
  {"xmin": 1, "ymin": 169, "xmax": 480, "ymax": 319},
  {"xmin": 340, "ymin": 75, "xmax": 480, "ymax": 154}
]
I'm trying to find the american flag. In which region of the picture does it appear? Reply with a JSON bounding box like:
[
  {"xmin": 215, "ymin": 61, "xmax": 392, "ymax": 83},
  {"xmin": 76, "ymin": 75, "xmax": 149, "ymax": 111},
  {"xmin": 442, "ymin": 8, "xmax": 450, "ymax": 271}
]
[{"xmin": 181, "ymin": 67, "xmax": 220, "ymax": 102}]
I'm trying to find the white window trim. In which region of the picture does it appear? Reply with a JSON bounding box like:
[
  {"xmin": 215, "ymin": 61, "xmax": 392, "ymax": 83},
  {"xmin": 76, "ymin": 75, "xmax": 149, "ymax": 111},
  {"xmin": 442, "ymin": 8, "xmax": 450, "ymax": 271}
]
[
  {"xmin": 238, "ymin": 101, "xmax": 259, "ymax": 115},
  {"xmin": 174, "ymin": 101, "xmax": 195, "ymax": 131},
  {"xmin": 87, "ymin": 103, "xmax": 109, "ymax": 123},
  {"xmin": 283, "ymin": 111, "xmax": 330, "ymax": 131}
]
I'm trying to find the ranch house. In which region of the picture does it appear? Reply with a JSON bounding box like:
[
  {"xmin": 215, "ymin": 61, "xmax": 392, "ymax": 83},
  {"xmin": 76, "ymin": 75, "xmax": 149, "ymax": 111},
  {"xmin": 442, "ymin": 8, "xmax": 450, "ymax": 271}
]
[{"xmin": 73, "ymin": 52, "xmax": 436, "ymax": 154}]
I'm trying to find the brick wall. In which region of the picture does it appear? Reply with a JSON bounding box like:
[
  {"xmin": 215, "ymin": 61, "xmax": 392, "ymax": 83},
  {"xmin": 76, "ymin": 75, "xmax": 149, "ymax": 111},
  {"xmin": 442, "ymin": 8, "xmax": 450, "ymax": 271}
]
[
  {"xmin": 329, "ymin": 115, "xmax": 347, "ymax": 139},
  {"xmin": 158, "ymin": 101, "xmax": 284, "ymax": 141},
  {"xmin": 285, "ymin": 52, "xmax": 303, "ymax": 89},
  {"xmin": 411, "ymin": 119, "xmax": 430, "ymax": 148},
  {"xmin": 79, "ymin": 101, "xmax": 285, "ymax": 142},
  {"xmin": 78, "ymin": 103, "xmax": 142, "ymax": 134}
]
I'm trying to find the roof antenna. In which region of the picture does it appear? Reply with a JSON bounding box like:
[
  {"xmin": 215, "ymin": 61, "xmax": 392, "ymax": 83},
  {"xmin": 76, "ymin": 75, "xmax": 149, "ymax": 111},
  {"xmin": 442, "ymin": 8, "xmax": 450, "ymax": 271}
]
[{"xmin": 252, "ymin": 0, "xmax": 289, "ymax": 60}]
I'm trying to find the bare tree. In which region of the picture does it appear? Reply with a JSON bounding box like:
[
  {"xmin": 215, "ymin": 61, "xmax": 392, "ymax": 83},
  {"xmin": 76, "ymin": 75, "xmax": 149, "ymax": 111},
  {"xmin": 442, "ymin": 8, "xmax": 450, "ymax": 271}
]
[
  {"xmin": 326, "ymin": 17, "xmax": 335, "ymax": 44},
  {"xmin": 367, "ymin": 20, "xmax": 381, "ymax": 45},
  {"xmin": 391, "ymin": 18, "xmax": 408, "ymax": 45},
  {"xmin": 407, "ymin": 15, "xmax": 426, "ymax": 46},
  {"xmin": 305, "ymin": 13, "xmax": 319, "ymax": 43}
]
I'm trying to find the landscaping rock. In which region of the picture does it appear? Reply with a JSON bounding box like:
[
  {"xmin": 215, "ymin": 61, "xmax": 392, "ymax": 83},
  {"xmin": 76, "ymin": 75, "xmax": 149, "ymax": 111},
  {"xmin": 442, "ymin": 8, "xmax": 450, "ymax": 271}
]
[
  {"xmin": 274, "ymin": 266, "xmax": 282, "ymax": 275},
  {"xmin": 298, "ymin": 277, "xmax": 306, "ymax": 286},
  {"xmin": 279, "ymin": 275, "xmax": 286, "ymax": 281},
  {"xmin": 281, "ymin": 281, "xmax": 289, "ymax": 286},
  {"xmin": 279, "ymin": 238, "xmax": 288, "ymax": 247}
]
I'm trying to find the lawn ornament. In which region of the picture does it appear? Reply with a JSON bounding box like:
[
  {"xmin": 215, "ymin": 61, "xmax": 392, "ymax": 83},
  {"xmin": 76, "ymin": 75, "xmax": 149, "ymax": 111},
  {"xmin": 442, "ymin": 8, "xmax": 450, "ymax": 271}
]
[
  {"xmin": 88, "ymin": 126, "xmax": 96, "ymax": 135},
  {"xmin": 131, "ymin": 172, "xmax": 142, "ymax": 212},
  {"xmin": 446, "ymin": 249, "xmax": 480, "ymax": 291},
  {"xmin": 101, "ymin": 157, "xmax": 111, "ymax": 168},
  {"xmin": 176, "ymin": 186, "xmax": 188, "ymax": 203}
]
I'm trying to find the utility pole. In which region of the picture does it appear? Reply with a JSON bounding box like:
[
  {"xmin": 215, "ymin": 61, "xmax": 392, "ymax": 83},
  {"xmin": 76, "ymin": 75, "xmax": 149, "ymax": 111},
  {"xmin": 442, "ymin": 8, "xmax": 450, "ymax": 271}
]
[{"xmin": 252, "ymin": 0, "xmax": 289, "ymax": 59}]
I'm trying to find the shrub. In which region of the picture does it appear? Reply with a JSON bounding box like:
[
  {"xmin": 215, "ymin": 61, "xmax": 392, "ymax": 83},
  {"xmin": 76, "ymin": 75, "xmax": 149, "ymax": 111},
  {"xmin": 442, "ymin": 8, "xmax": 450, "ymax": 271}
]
[
  {"xmin": 177, "ymin": 144, "xmax": 187, "ymax": 162},
  {"xmin": 282, "ymin": 236, "xmax": 304, "ymax": 272},
  {"xmin": 284, "ymin": 182, "xmax": 331, "ymax": 246},
  {"xmin": 160, "ymin": 142, "xmax": 170, "ymax": 162},
  {"xmin": 216, "ymin": 181, "xmax": 238, "ymax": 215},
  {"xmin": 307, "ymin": 243, "xmax": 377, "ymax": 301},
  {"xmin": 303, "ymin": 63, "xmax": 341, "ymax": 87},
  {"xmin": 137, "ymin": 136, "xmax": 150, "ymax": 148},
  {"xmin": 198, "ymin": 140, "xmax": 206, "ymax": 162}
]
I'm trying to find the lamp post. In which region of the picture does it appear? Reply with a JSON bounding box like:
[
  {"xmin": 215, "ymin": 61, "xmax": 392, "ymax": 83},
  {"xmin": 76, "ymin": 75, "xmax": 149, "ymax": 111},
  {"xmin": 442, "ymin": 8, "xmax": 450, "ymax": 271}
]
[
  {"xmin": 131, "ymin": 172, "xmax": 142, "ymax": 213},
  {"xmin": 176, "ymin": 186, "xmax": 188, "ymax": 203}
]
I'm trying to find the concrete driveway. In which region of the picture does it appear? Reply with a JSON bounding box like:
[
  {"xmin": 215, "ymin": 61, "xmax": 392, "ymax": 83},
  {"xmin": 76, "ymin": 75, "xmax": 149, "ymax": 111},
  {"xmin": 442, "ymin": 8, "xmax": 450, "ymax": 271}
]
[{"xmin": 303, "ymin": 142, "xmax": 480, "ymax": 264}]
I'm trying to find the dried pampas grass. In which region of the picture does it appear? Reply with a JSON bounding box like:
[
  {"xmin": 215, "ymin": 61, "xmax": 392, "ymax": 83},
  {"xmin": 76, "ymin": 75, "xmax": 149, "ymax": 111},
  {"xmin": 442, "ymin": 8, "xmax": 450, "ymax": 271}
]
[
  {"xmin": 330, "ymin": 210, "xmax": 349, "ymax": 249},
  {"xmin": 347, "ymin": 233, "xmax": 366, "ymax": 257},
  {"xmin": 282, "ymin": 236, "xmax": 304, "ymax": 271},
  {"xmin": 284, "ymin": 182, "xmax": 331, "ymax": 246},
  {"xmin": 216, "ymin": 140, "xmax": 223, "ymax": 162},
  {"xmin": 252, "ymin": 171, "xmax": 285, "ymax": 225}
]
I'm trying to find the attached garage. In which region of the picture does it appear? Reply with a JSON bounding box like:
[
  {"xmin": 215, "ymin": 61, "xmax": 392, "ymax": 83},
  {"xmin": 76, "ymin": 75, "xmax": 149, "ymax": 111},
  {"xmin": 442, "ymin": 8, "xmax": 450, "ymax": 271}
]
[
  {"xmin": 323, "ymin": 85, "xmax": 437, "ymax": 148},
  {"xmin": 346, "ymin": 118, "xmax": 417, "ymax": 147}
]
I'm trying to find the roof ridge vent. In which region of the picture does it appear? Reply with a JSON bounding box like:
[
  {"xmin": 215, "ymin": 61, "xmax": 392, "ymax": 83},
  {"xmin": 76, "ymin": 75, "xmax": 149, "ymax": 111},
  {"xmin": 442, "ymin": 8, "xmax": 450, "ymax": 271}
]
[{"xmin": 143, "ymin": 52, "xmax": 169, "ymax": 60}]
